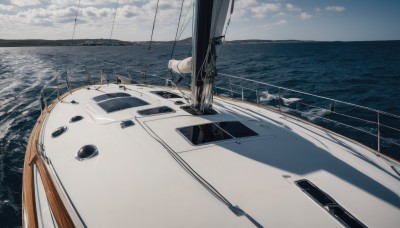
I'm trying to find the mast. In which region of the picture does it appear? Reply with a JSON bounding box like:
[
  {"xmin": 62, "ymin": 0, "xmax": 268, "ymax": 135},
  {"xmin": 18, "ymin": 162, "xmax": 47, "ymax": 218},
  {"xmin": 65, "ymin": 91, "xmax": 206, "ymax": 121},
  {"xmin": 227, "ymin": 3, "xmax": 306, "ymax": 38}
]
[{"xmin": 191, "ymin": 0, "xmax": 232, "ymax": 114}]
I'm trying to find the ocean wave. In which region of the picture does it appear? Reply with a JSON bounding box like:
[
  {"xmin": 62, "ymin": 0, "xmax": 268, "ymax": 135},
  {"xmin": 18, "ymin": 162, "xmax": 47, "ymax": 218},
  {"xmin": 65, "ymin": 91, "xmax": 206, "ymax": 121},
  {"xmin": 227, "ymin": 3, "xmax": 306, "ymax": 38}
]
[
  {"xmin": 259, "ymin": 90, "xmax": 302, "ymax": 106},
  {"xmin": 301, "ymin": 108, "xmax": 331, "ymax": 121}
]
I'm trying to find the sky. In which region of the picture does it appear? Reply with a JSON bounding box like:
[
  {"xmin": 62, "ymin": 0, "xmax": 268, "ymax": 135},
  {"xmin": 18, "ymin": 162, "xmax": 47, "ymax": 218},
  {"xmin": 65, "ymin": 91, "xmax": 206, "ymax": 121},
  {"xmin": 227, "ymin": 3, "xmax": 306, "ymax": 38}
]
[{"xmin": 0, "ymin": 0, "xmax": 399, "ymax": 41}]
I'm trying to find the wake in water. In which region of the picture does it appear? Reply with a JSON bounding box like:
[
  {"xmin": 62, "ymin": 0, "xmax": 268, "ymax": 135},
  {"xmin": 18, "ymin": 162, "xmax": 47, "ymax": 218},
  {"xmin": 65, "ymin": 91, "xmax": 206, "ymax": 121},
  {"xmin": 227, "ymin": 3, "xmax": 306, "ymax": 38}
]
[
  {"xmin": 301, "ymin": 108, "xmax": 332, "ymax": 121},
  {"xmin": 259, "ymin": 90, "xmax": 333, "ymax": 123},
  {"xmin": 259, "ymin": 90, "xmax": 302, "ymax": 106},
  {"xmin": 0, "ymin": 48, "xmax": 61, "ymax": 225}
]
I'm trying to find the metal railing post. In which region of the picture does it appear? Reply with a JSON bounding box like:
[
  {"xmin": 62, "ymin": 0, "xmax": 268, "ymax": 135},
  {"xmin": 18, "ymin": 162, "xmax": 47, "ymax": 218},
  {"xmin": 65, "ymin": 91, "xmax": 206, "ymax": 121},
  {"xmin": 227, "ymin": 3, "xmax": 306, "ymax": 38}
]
[
  {"xmin": 377, "ymin": 112, "xmax": 381, "ymax": 153},
  {"xmin": 278, "ymin": 88, "xmax": 282, "ymax": 113},
  {"xmin": 228, "ymin": 76, "xmax": 233, "ymax": 98},
  {"xmin": 256, "ymin": 89, "xmax": 259, "ymax": 105},
  {"xmin": 56, "ymin": 85, "xmax": 60, "ymax": 99},
  {"xmin": 241, "ymin": 88, "xmax": 244, "ymax": 101},
  {"xmin": 40, "ymin": 90, "xmax": 47, "ymax": 114}
]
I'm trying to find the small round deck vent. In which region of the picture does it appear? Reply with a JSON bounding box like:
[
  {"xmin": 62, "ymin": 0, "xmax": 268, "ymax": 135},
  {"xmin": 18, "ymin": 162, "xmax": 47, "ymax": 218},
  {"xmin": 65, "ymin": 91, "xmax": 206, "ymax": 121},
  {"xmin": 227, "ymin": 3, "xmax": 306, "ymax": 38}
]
[
  {"xmin": 71, "ymin": 100, "xmax": 78, "ymax": 104},
  {"xmin": 70, "ymin": 115, "xmax": 83, "ymax": 123},
  {"xmin": 51, "ymin": 126, "xmax": 68, "ymax": 138},
  {"xmin": 76, "ymin": 145, "xmax": 98, "ymax": 161}
]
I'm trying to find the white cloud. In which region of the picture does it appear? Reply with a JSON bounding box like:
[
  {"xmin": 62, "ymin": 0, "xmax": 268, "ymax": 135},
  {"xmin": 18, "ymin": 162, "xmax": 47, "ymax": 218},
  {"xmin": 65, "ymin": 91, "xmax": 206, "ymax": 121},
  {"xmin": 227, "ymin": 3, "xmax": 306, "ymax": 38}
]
[
  {"xmin": 314, "ymin": 7, "xmax": 321, "ymax": 12},
  {"xmin": 299, "ymin": 12, "xmax": 312, "ymax": 20},
  {"xmin": 0, "ymin": 3, "xmax": 16, "ymax": 11},
  {"xmin": 275, "ymin": 19, "xmax": 287, "ymax": 25},
  {"xmin": 258, "ymin": 19, "xmax": 287, "ymax": 29},
  {"xmin": 250, "ymin": 3, "xmax": 281, "ymax": 19},
  {"xmin": 325, "ymin": 6, "xmax": 346, "ymax": 12},
  {"xmin": 235, "ymin": 0, "xmax": 260, "ymax": 9},
  {"xmin": 286, "ymin": 3, "xmax": 301, "ymax": 12},
  {"xmin": 15, "ymin": 6, "xmax": 78, "ymax": 25},
  {"xmin": 10, "ymin": 0, "xmax": 42, "ymax": 7},
  {"xmin": 119, "ymin": 5, "xmax": 140, "ymax": 18},
  {"xmin": 274, "ymin": 12, "xmax": 286, "ymax": 18}
]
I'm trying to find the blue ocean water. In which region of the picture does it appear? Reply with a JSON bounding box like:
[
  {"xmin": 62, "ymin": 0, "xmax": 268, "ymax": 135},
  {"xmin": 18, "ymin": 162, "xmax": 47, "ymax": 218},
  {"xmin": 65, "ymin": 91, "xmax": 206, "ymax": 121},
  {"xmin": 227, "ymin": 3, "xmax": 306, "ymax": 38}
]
[{"xmin": 0, "ymin": 41, "xmax": 399, "ymax": 226}]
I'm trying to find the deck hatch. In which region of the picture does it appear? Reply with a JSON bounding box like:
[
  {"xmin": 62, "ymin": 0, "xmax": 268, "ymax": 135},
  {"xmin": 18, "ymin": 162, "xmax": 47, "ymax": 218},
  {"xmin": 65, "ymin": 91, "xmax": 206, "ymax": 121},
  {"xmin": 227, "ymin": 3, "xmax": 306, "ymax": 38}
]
[
  {"xmin": 178, "ymin": 123, "xmax": 233, "ymax": 145},
  {"xmin": 138, "ymin": 106, "xmax": 175, "ymax": 116},
  {"xmin": 178, "ymin": 121, "xmax": 258, "ymax": 145},
  {"xmin": 97, "ymin": 97, "xmax": 149, "ymax": 113},
  {"xmin": 93, "ymin": 92, "xmax": 131, "ymax": 102},
  {"xmin": 151, "ymin": 91, "xmax": 182, "ymax": 99},
  {"xmin": 295, "ymin": 179, "xmax": 366, "ymax": 228},
  {"xmin": 217, "ymin": 121, "xmax": 259, "ymax": 138}
]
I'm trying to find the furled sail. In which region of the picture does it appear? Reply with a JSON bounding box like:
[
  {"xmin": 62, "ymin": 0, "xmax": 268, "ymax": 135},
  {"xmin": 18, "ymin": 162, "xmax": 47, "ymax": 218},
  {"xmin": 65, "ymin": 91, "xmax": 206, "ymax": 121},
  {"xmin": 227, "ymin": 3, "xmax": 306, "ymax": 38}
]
[
  {"xmin": 168, "ymin": 57, "xmax": 192, "ymax": 74},
  {"xmin": 191, "ymin": 0, "xmax": 233, "ymax": 114}
]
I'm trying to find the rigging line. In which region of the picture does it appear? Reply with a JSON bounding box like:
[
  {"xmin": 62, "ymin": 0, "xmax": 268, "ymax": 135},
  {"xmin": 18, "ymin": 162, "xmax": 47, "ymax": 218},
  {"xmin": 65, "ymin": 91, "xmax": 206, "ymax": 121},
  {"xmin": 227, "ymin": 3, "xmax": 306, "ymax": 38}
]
[
  {"xmin": 137, "ymin": 119, "xmax": 264, "ymax": 227},
  {"xmin": 168, "ymin": 0, "xmax": 186, "ymax": 95},
  {"xmin": 109, "ymin": 0, "xmax": 119, "ymax": 45},
  {"xmin": 100, "ymin": 0, "xmax": 119, "ymax": 83},
  {"xmin": 170, "ymin": 0, "xmax": 185, "ymax": 59},
  {"xmin": 177, "ymin": 16, "xmax": 193, "ymax": 41},
  {"xmin": 143, "ymin": 0, "xmax": 160, "ymax": 82},
  {"xmin": 70, "ymin": 0, "xmax": 81, "ymax": 47},
  {"xmin": 66, "ymin": 0, "xmax": 81, "ymax": 86},
  {"xmin": 136, "ymin": 119, "xmax": 233, "ymax": 206},
  {"xmin": 177, "ymin": 0, "xmax": 192, "ymax": 35},
  {"xmin": 176, "ymin": 0, "xmax": 193, "ymax": 40}
]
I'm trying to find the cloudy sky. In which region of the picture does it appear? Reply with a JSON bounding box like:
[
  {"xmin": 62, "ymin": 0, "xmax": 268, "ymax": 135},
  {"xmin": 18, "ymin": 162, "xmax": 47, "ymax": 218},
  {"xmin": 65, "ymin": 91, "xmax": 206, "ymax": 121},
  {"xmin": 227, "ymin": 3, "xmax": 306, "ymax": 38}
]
[{"xmin": 0, "ymin": 0, "xmax": 399, "ymax": 41}]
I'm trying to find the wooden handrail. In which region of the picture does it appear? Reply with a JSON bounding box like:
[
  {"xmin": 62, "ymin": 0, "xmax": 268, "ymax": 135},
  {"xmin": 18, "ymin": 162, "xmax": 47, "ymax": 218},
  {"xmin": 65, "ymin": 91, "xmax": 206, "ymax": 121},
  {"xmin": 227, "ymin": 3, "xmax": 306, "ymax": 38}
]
[{"xmin": 22, "ymin": 90, "xmax": 77, "ymax": 227}]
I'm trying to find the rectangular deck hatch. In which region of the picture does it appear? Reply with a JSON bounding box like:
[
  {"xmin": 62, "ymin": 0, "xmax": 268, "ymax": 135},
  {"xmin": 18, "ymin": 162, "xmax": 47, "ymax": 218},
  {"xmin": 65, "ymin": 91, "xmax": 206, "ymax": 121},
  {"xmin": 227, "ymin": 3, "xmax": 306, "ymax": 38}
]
[
  {"xmin": 178, "ymin": 121, "xmax": 258, "ymax": 145},
  {"xmin": 151, "ymin": 91, "xmax": 182, "ymax": 99},
  {"xmin": 179, "ymin": 123, "xmax": 233, "ymax": 145},
  {"xmin": 138, "ymin": 106, "xmax": 175, "ymax": 116},
  {"xmin": 217, "ymin": 121, "xmax": 258, "ymax": 138},
  {"xmin": 295, "ymin": 179, "xmax": 366, "ymax": 228},
  {"xmin": 97, "ymin": 97, "xmax": 149, "ymax": 113},
  {"xmin": 93, "ymin": 92, "xmax": 131, "ymax": 102}
]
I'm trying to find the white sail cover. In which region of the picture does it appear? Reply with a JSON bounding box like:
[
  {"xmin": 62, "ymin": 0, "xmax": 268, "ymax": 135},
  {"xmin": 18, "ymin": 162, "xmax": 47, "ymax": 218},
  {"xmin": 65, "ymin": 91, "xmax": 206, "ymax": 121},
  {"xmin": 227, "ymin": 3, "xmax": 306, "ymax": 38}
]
[{"xmin": 168, "ymin": 57, "xmax": 192, "ymax": 74}]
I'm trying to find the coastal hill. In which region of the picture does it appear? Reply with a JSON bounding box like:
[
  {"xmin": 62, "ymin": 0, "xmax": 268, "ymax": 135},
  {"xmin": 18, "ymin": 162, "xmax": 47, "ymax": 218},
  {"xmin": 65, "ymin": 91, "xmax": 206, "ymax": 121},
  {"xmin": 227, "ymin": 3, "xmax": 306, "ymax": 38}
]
[
  {"xmin": 0, "ymin": 39, "xmax": 138, "ymax": 47},
  {"xmin": 0, "ymin": 38, "xmax": 317, "ymax": 47}
]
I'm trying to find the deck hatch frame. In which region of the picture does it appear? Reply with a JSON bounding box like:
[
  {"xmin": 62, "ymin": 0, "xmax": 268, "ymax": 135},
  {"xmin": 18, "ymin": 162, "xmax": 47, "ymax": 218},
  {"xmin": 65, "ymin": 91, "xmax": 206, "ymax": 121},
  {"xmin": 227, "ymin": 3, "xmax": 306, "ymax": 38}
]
[
  {"xmin": 97, "ymin": 97, "xmax": 149, "ymax": 113},
  {"xmin": 295, "ymin": 179, "xmax": 366, "ymax": 228},
  {"xmin": 177, "ymin": 121, "xmax": 259, "ymax": 146},
  {"xmin": 137, "ymin": 106, "xmax": 175, "ymax": 116},
  {"xmin": 151, "ymin": 91, "xmax": 182, "ymax": 99}
]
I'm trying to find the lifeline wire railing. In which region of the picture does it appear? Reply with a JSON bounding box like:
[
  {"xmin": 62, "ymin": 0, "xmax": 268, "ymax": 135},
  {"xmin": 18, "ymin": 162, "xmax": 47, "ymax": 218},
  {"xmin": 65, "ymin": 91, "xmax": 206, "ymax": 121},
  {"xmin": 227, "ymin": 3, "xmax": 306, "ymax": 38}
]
[
  {"xmin": 214, "ymin": 73, "xmax": 400, "ymax": 160},
  {"xmin": 40, "ymin": 67, "xmax": 400, "ymax": 161}
]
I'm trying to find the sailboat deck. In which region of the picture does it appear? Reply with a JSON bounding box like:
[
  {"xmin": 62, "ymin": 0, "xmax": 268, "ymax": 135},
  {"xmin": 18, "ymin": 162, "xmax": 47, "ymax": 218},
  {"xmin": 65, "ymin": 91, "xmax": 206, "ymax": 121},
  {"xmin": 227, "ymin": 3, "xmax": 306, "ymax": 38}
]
[{"xmin": 36, "ymin": 84, "xmax": 400, "ymax": 227}]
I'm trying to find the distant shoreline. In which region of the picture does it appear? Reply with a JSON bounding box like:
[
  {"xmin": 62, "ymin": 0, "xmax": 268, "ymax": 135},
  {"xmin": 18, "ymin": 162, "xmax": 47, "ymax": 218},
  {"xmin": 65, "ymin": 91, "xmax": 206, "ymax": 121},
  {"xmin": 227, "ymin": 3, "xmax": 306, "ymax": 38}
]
[{"xmin": 0, "ymin": 38, "xmax": 398, "ymax": 47}]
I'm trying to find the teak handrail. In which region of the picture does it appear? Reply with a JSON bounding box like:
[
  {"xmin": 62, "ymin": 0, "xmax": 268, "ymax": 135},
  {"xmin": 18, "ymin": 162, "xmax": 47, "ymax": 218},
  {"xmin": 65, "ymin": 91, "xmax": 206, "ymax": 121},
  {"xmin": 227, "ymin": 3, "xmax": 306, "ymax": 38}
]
[{"xmin": 22, "ymin": 91, "xmax": 75, "ymax": 227}]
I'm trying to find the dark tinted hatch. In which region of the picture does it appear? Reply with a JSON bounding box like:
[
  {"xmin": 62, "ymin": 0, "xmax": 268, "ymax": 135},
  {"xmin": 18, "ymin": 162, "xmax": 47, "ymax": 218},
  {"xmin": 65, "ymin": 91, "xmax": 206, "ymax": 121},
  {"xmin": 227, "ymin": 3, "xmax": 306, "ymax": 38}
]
[
  {"xmin": 296, "ymin": 180, "xmax": 335, "ymax": 206},
  {"xmin": 151, "ymin": 91, "xmax": 182, "ymax": 99},
  {"xmin": 179, "ymin": 123, "xmax": 233, "ymax": 145},
  {"xmin": 138, "ymin": 106, "xmax": 175, "ymax": 116},
  {"xmin": 93, "ymin": 92, "xmax": 131, "ymax": 102},
  {"xmin": 178, "ymin": 121, "xmax": 258, "ymax": 145},
  {"xmin": 217, "ymin": 121, "xmax": 258, "ymax": 138},
  {"xmin": 295, "ymin": 179, "xmax": 366, "ymax": 228},
  {"xmin": 97, "ymin": 97, "xmax": 149, "ymax": 113}
]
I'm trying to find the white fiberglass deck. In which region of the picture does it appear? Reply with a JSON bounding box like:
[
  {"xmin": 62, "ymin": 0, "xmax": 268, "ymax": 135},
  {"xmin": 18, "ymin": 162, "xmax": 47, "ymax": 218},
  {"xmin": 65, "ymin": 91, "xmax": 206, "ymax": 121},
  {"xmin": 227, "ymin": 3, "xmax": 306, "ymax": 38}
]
[{"xmin": 37, "ymin": 83, "xmax": 400, "ymax": 227}]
